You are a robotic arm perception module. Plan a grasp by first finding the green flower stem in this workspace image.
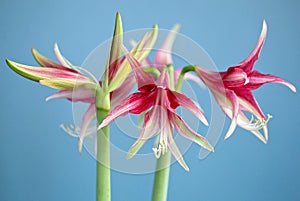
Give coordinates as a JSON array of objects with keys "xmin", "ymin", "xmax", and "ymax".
[
  {"xmin": 151, "ymin": 64, "xmax": 181, "ymax": 201},
  {"xmin": 151, "ymin": 151, "xmax": 171, "ymax": 201},
  {"xmin": 143, "ymin": 67, "xmax": 161, "ymax": 78},
  {"xmin": 96, "ymin": 92, "xmax": 111, "ymax": 201},
  {"xmin": 175, "ymin": 65, "xmax": 196, "ymax": 91},
  {"xmin": 167, "ymin": 64, "xmax": 175, "ymax": 90}
]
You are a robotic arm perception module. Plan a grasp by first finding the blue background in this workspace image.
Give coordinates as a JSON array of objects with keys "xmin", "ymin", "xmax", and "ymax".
[{"xmin": 1, "ymin": 0, "xmax": 299, "ymax": 200}]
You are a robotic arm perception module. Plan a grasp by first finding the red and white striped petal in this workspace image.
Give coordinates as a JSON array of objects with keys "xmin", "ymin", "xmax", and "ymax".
[
  {"xmin": 168, "ymin": 90, "xmax": 208, "ymax": 126},
  {"xmin": 222, "ymin": 67, "xmax": 249, "ymax": 88},
  {"xmin": 6, "ymin": 59, "xmax": 89, "ymax": 82},
  {"xmin": 247, "ymin": 71, "xmax": 296, "ymax": 92},
  {"xmin": 121, "ymin": 45, "xmax": 156, "ymax": 91},
  {"xmin": 31, "ymin": 47, "xmax": 72, "ymax": 70},
  {"xmin": 235, "ymin": 89, "xmax": 265, "ymax": 119},
  {"xmin": 110, "ymin": 73, "xmax": 135, "ymax": 109},
  {"xmin": 171, "ymin": 112, "xmax": 214, "ymax": 152},
  {"xmin": 224, "ymin": 90, "xmax": 240, "ymax": 139},
  {"xmin": 78, "ymin": 104, "xmax": 97, "ymax": 153},
  {"xmin": 98, "ymin": 90, "xmax": 157, "ymax": 129},
  {"xmin": 127, "ymin": 108, "xmax": 160, "ymax": 159},
  {"xmin": 166, "ymin": 126, "xmax": 189, "ymax": 171},
  {"xmin": 235, "ymin": 20, "xmax": 267, "ymax": 73},
  {"xmin": 46, "ymin": 88, "xmax": 95, "ymax": 103}
]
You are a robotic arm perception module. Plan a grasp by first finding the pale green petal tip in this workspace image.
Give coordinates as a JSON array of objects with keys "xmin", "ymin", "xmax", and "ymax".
[
  {"xmin": 6, "ymin": 59, "xmax": 40, "ymax": 82},
  {"xmin": 78, "ymin": 139, "xmax": 83, "ymax": 154},
  {"xmin": 172, "ymin": 23, "xmax": 181, "ymax": 33},
  {"xmin": 114, "ymin": 12, "xmax": 123, "ymax": 36}
]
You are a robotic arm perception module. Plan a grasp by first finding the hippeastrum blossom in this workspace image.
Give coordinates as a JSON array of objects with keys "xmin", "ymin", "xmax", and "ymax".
[
  {"xmin": 195, "ymin": 21, "xmax": 296, "ymax": 143},
  {"xmin": 6, "ymin": 14, "xmax": 158, "ymax": 153},
  {"xmin": 98, "ymin": 45, "xmax": 214, "ymax": 171}
]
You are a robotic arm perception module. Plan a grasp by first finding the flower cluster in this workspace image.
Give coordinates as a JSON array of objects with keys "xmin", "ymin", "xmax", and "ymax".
[{"xmin": 6, "ymin": 14, "xmax": 295, "ymax": 170}]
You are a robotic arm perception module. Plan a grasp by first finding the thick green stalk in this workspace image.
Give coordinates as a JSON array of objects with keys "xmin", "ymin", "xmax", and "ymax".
[
  {"xmin": 151, "ymin": 152, "xmax": 171, "ymax": 201},
  {"xmin": 96, "ymin": 92, "xmax": 111, "ymax": 201},
  {"xmin": 151, "ymin": 64, "xmax": 174, "ymax": 201},
  {"xmin": 151, "ymin": 65, "xmax": 196, "ymax": 201}
]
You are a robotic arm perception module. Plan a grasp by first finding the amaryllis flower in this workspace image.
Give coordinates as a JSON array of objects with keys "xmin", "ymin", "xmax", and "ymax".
[
  {"xmin": 6, "ymin": 13, "xmax": 158, "ymax": 153},
  {"xmin": 98, "ymin": 46, "xmax": 214, "ymax": 171},
  {"xmin": 195, "ymin": 21, "xmax": 296, "ymax": 143}
]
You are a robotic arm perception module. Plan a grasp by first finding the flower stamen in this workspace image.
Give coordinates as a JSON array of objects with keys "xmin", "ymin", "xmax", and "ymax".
[{"xmin": 152, "ymin": 141, "xmax": 168, "ymax": 159}]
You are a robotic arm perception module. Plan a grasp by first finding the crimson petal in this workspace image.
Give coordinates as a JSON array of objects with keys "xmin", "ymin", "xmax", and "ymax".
[
  {"xmin": 235, "ymin": 20, "xmax": 267, "ymax": 73},
  {"xmin": 98, "ymin": 90, "xmax": 157, "ymax": 129}
]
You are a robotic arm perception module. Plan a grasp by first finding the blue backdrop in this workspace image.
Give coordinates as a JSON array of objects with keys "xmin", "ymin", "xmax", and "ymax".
[{"xmin": 1, "ymin": 0, "xmax": 299, "ymax": 200}]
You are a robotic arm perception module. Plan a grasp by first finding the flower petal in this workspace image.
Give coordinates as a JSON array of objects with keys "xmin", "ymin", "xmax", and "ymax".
[
  {"xmin": 98, "ymin": 90, "xmax": 157, "ymax": 129},
  {"xmin": 6, "ymin": 59, "xmax": 88, "ymax": 82},
  {"xmin": 110, "ymin": 73, "xmax": 135, "ymax": 109},
  {"xmin": 171, "ymin": 112, "xmax": 214, "ymax": 152},
  {"xmin": 224, "ymin": 90, "xmax": 239, "ymax": 140},
  {"xmin": 121, "ymin": 45, "xmax": 156, "ymax": 91},
  {"xmin": 246, "ymin": 70, "xmax": 296, "ymax": 92},
  {"xmin": 31, "ymin": 48, "xmax": 69, "ymax": 70},
  {"xmin": 235, "ymin": 89, "xmax": 265, "ymax": 119},
  {"xmin": 40, "ymin": 78, "xmax": 96, "ymax": 90},
  {"xmin": 78, "ymin": 104, "xmax": 97, "ymax": 153},
  {"xmin": 108, "ymin": 24, "xmax": 158, "ymax": 92},
  {"xmin": 105, "ymin": 12, "xmax": 123, "ymax": 83},
  {"xmin": 46, "ymin": 88, "xmax": 95, "ymax": 103},
  {"xmin": 127, "ymin": 109, "xmax": 160, "ymax": 159},
  {"xmin": 167, "ymin": 90, "xmax": 208, "ymax": 126},
  {"xmin": 154, "ymin": 24, "xmax": 180, "ymax": 68},
  {"xmin": 157, "ymin": 70, "xmax": 170, "ymax": 88},
  {"xmin": 53, "ymin": 43, "xmax": 74, "ymax": 68},
  {"xmin": 235, "ymin": 20, "xmax": 267, "ymax": 72},
  {"xmin": 222, "ymin": 67, "xmax": 249, "ymax": 88},
  {"xmin": 166, "ymin": 127, "xmax": 189, "ymax": 171}
]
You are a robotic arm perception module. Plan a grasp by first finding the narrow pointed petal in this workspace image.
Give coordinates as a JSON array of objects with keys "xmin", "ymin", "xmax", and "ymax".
[
  {"xmin": 235, "ymin": 89, "xmax": 265, "ymax": 119},
  {"xmin": 171, "ymin": 112, "xmax": 214, "ymax": 152},
  {"xmin": 40, "ymin": 78, "xmax": 96, "ymax": 90},
  {"xmin": 108, "ymin": 25, "xmax": 158, "ymax": 92},
  {"xmin": 247, "ymin": 71, "xmax": 296, "ymax": 92},
  {"xmin": 31, "ymin": 48, "xmax": 68, "ymax": 69},
  {"xmin": 129, "ymin": 39, "xmax": 153, "ymax": 67},
  {"xmin": 168, "ymin": 90, "xmax": 208, "ymax": 126},
  {"xmin": 121, "ymin": 45, "xmax": 156, "ymax": 90},
  {"xmin": 107, "ymin": 12, "xmax": 123, "ymax": 82},
  {"xmin": 6, "ymin": 59, "xmax": 88, "ymax": 82},
  {"xmin": 236, "ymin": 20, "xmax": 267, "ymax": 72},
  {"xmin": 46, "ymin": 88, "xmax": 95, "ymax": 103},
  {"xmin": 78, "ymin": 104, "xmax": 97, "ymax": 153},
  {"xmin": 166, "ymin": 128, "xmax": 189, "ymax": 171},
  {"xmin": 154, "ymin": 24, "xmax": 180, "ymax": 68},
  {"xmin": 127, "ymin": 109, "xmax": 160, "ymax": 159},
  {"xmin": 111, "ymin": 73, "xmax": 135, "ymax": 109},
  {"xmin": 53, "ymin": 43, "xmax": 73, "ymax": 68},
  {"xmin": 224, "ymin": 90, "xmax": 239, "ymax": 139},
  {"xmin": 131, "ymin": 24, "xmax": 158, "ymax": 62},
  {"xmin": 157, "ymin": 70, "xmax": 170, "ymax": 88},
  {"xmin": 98, "ymin": 90, "xmax": 157, "ymax": 129}
]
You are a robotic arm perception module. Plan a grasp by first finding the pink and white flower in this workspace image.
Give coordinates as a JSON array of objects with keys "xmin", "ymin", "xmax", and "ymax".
[
  {"xmin": 195, "ymin": 21, "xmax": 296, "ymax": 143},
  {"xmin": 98, "ymin": 46, "xmax": 214, "ymax": 171}
]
